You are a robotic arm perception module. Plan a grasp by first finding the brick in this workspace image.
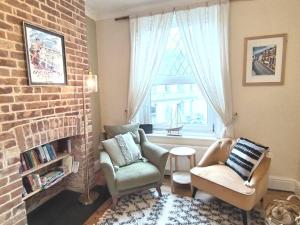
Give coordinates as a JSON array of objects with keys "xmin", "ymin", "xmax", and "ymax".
[
  {"xmin": 46, "ymin": 0, "xmax": 55, "ymax": 8},
  {"xmin": 0, "ymin": 30, "xmax": 5, "ymax": 39},
  {"xmin": 7, "ymin": 33, "xmax": 22, "ymax": 42},
  {"xmin": 0, "ymin": 195, "xmax": 22, "ymax": 215},
  {"xmin": 12, "ymin": 104, "xmax": 24, "ymax": 111},
  {"xmin": 15, "ymin": 95, "xmax": 40, "ymax": 102},
  {"xmin": 10, "ymin": 187, "xmax": 22, "ymax": 200},
  {"xmin": 0, "ymin": 49, "xmax": 8, "ymax": 57},
  {"xmin": 0, "ymin": 2, "xmax": 12, "ymax": 13},
  {"xmin": 0, "ymin": 113, "xmax": 15, "ymax": 123},
  {"xmin": 61, "ymin": 13, "xmax": 75, "ymax": 24},
  {"xmin": 8, "ymin": 173, "xmax": 20, "ymax": 183},
  {"xmin": 32, "ymin": 8, "xmax": 45, "ymax": 18},
  {"xmin": 41, "ymin": 4, "xmax": 60, "ymax": 17},
  {"xmin": 37, "ymin": 121, "xmax": 43, "ymax": 131},
  {"xmin": 0, "ymin": 96, "xmax": 14, "ymax": 104},
  {"xmin": 60, "ymin": 0, "xmax": 75, "ymax": 11},
  {"xmin": 42, "ymin": 108, "xmax": 54, "ymax": 116},
  {"xmin": 0, "ymin": 87, "xmax": 13, "ymax": 94},
  {"xmin": 0, "ymin": 21, "xmax": 13, "ymax": 30},
  {"xmin": 15, "ymin": 127, "xmax": 25, "ymax": 151},
  {"xmin": 25, "ymin": 0, "xmax": 39, "ymax": 8},
  {"xmin": 15, "ymin": 43, "xmax": 24, "ymax": 51},
  {"xmin": 41, "ymin": 94, "xmax": 60, "ymax": 100},
  {"xmin": 26, "ymin": 137, "xmax": 33, "ymax": 148},
  {"xmin": 16, "ymin": 110, "xmax": 41, "ymax": 119},
  {"xmin": 6, "ymin": 15, "xmax": 22, "ymax": 25},
  {"xmin": 4, "ymin": 140, "xmax": 16, "ymax": 148},
  {"xmin": 0, "ymin": 68, "xmax": 10, "ymax": 76},
  {"xmin": 11, "ymin": 69, "xmax": 26, "ymax": 77},
  {"xmin": 25, "ymin": 102, "xmax": 48, "ymax": 110},
  {"xmin": 0, "ymin": 77, "xmax": 18, "ymax": 85},
  {"xmin": 41, "ymin": 87, "xmax": 61, "ymax": 93},
  {"xmin": 2, "ymin": 120, "xmax": 29, "ymax": 132},
  {"xmin": 0, "ymin": 178, "xmax": 8, "ymax": 187},
  {"xmin": 0, "ymin": 180, "xmax": 22, "ymax": 196},
  {"xmin": 10, "ymin": 51, "xmax": 24, "ymax": 60},
  {"xmin": 1, "ymin": 105, "xmax": 9, "ymax": 113},
  {"xmin": 55, "ymin": 107, "xmax": 69, "ymax": 113},
  {"xmin": 0, "ymin": 59, "xmax": 16, "ymax": 67},
  {"xmin": 5, "ymin": 0, "xmax": 31, "ymax": 12},
  {"xmin": 22, "ymin": 124, "xmax": 31, "ymax": 136},
  {"xmin": 0, "ymin": 131, "xmax": 14, "ymax": 141},
  {"xmin": 56, "ymin": 5, "xmax": 72, "ymax": 17},
  {"xmin": 47, "ymin": 14, "xmax": 56, "ymax": 23},
  {"xmin": 0, "ymin": 195, "xmax": 10, "ymax": 205},
  {"xmin": 31, "ymin": 123, "xmax": 38, "ymax": 133}
]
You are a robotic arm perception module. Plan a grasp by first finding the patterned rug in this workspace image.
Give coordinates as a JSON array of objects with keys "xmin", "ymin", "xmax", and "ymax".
[{"xmin": 97, "ymin": 190, "xmax": 265, "ymax": 225}]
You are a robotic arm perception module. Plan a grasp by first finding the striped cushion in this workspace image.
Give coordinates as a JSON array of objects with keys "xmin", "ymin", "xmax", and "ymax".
[{"xmin": 225, "ymin": 138, "xmax": 269, "ymax": 181}]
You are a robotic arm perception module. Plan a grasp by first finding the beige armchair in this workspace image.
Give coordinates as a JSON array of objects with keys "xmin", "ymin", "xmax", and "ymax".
[{"xmin": 190, "ymin": 138, "xmax": 271, "ymax": 225}]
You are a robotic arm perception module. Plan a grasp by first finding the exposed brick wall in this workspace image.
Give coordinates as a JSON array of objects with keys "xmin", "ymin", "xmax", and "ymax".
[{"xmin": 0, "ymin": 0, "xmax": 94, "ymax": 224}]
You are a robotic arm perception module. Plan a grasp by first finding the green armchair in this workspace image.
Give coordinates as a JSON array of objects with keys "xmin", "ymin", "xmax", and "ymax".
[{"xmin": 100, "ymin": 128, "xmax": 169, "ymax": 204}]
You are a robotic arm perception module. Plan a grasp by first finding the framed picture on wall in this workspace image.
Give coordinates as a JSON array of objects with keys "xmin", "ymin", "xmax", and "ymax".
[
  {"xmin": 23, "ymin": 22, "xmax": 67, "ymax": 85},
  {"xmin": 243, "ymin": 34, "xmax": 287, "ymax": 86}
]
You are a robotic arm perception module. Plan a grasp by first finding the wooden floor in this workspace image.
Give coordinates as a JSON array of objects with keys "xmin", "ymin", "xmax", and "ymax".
[{"xmin": 84, "ymin": 176, "xmax": 294, "ymax": 225}]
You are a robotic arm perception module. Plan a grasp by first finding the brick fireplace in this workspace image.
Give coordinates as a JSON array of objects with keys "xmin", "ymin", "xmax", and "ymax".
[{"xmin": 0, "ymin": 0, "xmax": 95, "ymax": 224}]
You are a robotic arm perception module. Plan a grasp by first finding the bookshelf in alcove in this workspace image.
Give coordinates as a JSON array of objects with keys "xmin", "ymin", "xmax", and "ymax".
[{"xmin": 20, "ymin": 137, "xmax": 73, "ymax": 201}]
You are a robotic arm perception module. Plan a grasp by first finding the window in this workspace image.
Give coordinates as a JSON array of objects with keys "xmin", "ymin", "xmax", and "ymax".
[{"xmin": 141, "ymin": 20, "xmax": 217, "ymax": 135}]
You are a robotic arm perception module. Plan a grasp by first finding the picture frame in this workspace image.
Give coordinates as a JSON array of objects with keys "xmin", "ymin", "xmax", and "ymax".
[
  {"xmin": 243, "ymin": 34, "xmax": 287, "ymax": 86},
  {"xmin": 23, "ymin": 22, "xmax": 67, "ymax": 85}
]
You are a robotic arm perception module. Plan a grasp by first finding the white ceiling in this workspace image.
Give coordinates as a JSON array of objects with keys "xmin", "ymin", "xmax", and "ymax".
[{"xmin": 85, "ymin": 0, "xmax": 204, "ymax": 21}]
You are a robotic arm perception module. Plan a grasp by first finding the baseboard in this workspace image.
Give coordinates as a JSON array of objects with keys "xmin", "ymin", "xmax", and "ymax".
[{"xmin": 269, "ymin": 176, "xmax": 300, "ymax": 193}]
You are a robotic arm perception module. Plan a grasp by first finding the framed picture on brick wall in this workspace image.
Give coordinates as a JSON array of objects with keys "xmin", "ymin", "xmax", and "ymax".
[
  {"xmin": 243, "ymin": 34, "xmax": 287, "ymax": 86},
  {"xmin": 23, "ymin": 22, "xmax": 67, "ymax": 85}
]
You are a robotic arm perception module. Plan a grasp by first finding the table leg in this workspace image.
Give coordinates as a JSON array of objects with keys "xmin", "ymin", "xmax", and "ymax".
[
  {"xmin": 189, "ymin": 156, "xmax": 193, "ymax": 193},
  {"xmin": 170, "ymin": 155, "xmax": 174, "ymax": 193}
]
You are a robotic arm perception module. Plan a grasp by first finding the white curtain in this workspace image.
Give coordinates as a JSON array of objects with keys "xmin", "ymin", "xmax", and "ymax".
[
  {"xmin": 176, "ymin": 0, "xmax": 234, "ymax": 138},
  {"xmin": 127, "ymin": 12, "xmax": 173, "ymax": 123}
]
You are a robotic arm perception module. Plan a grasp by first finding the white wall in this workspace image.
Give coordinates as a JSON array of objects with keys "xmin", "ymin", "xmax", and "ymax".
[
  {"xmin": 86, "ymin": 16, "xmax": 102, "ymax": 154},
  {"xmin": 95, "ymin": 0, "xmax": 300, "ymax": 184},
  {"xmin": 96, "ymin": 19, "xmax": 130, "ymax": 126},
  {"xmin": 230, "ymin": 0, "xmax": 300, "ymax": 181}
]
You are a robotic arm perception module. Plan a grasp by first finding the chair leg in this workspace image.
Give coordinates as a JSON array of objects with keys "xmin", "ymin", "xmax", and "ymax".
[
  {"xmin": 156, "ymin": 186, "xmax": 162, "ymax": 197},
  {"xmin": 241, "ymin": 210, "xmax": 250, "ymax": 225},
  {"xmin": 112, "ymin": 196, "xmax": 118, "ymax": 206},
  {"xmin": 192, "ymin": 187, "xmax": 197, "ymax": 199}
]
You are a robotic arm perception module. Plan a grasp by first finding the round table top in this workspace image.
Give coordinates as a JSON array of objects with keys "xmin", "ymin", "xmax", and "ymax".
[{"xmin": 170, "ymin": 147, "xmax": 196, "ymax": 156}]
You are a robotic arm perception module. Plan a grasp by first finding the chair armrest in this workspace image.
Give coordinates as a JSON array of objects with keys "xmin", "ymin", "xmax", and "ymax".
[
  {"xmin": 247, "ymin": 157, "xmax": 271, "ymax": 188},
  {"xmin": 141, "ymin": 142, "xmax": 169, "ymax": 181},
  {"xmin": 99, "ymin": 151, "xmax": 117, "ymax": 195},
  {"xmin": 198, "ymin": 138, "xmax": 234, "ymax": 167}
]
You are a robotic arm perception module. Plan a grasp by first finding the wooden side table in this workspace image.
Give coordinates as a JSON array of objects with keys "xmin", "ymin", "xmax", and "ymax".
[{"xmin": 169, "ymin": 147, "xmax": 196, "ymax": 193}]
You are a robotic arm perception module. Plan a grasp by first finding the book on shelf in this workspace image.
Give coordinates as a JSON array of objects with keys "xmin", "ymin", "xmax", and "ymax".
[
  {"xmin": 61, "ymin": 155, "xmax": 73, "ymax": 174},
  {"xmin": 37, "ymin": 146, "xmax": 47, "ymax": 163},
  {"xmin": 22, "ymin": 174, "xmax": 42, "ymax": 196},
  {"xmin": 20, "ymin": 144, "xmax": 59, "ymax": 173},
  {"xmin": 41, "ymin": 169, "xmax": 65, "ymax": 189},
  {"xmin": 42, "ymin": 145, "xmax": 51, "ymax": 162}
]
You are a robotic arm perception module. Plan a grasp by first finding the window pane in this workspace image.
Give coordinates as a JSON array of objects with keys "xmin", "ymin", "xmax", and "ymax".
[{"xmin": 151, "ymin": 84, "xmax": 208, "ymax": 128}]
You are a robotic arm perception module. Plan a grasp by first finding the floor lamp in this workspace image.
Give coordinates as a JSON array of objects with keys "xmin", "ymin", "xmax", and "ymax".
[{"xmin": 78, "ymin": 71, "xmax": 99, "ymax": 205}]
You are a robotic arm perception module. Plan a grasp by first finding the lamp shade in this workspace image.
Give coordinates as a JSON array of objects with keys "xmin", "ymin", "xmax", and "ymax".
[{"xmin": 84, "ymin": 74, "xmax": 98, "ymax": 93}]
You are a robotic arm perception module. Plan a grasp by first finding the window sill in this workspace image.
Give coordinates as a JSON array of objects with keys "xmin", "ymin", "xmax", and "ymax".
[{"xmin": 146, "ymin": 133, "xmax": 217, "ymax": 147}]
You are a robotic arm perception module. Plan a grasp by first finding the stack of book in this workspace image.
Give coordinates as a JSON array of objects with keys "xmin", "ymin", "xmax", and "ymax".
[
  {"xmin": 40, "ymin": 170, "xmax": 65, "ymax": 189},
  {"xmin": 20, "ymin": 144, "xmax": 57, "ymax": 172},
  {"xmin": 22, "ymin": 169, "xmax": 66, "ymax": 197},
  {"xmin": 22, "ymin": 174, "xmax": 42, "ymax": 196}
]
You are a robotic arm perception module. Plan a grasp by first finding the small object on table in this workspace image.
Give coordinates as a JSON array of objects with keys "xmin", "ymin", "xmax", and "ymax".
[
  {"xmin": 169, "ymin": 147, "xmax": 196, "ymax": 193},
  {"xmin": 265, "ymin": 195, "xmax": 300, "ymax": 225}
]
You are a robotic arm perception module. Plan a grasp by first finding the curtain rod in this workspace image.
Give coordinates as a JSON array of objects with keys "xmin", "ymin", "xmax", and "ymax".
[{"xmin": 114, "ymin": 0, "xmax": 252, "ymax": 21}]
